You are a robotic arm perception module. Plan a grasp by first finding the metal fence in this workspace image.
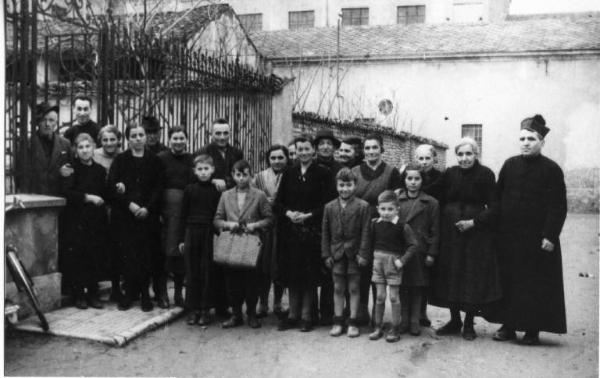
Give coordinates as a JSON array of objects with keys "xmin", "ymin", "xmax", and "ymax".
[{"xmin": 5, "ymin": 12, "xmax": 282, "ymax": 193}]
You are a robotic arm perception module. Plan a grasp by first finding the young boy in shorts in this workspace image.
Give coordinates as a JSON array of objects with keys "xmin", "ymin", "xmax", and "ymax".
[
  {"xmin": 322, "ymin": 168, "xmax": 371, "ymax": 337},
  {"xmin": 369, "ymin": 190, "xmax": 419, "ymax": 342}
]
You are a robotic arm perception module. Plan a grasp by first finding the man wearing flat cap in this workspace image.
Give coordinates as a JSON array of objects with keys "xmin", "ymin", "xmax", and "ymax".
[
  {"xmin": 491, "ymin": 114, "xmax": 567, "ymax": 345},
  {"xmin": 28, "ymin": 103, "xmax": 73, "ymax": 195},
  {"xmin": 142, "ymin": 115, "xmax": 168, "ymax": 155}
]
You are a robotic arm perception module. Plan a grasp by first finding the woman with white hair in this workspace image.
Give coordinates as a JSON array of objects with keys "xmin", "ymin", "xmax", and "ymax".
[{"xmin": 430, "ymin": 137, "xmax": 502, "ymax": 341}]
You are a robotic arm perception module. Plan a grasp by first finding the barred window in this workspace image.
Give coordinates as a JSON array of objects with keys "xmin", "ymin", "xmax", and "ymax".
[
  {"xmin": 461, "ymin": 124, "xmax": 483, "ymax": 155},
  {"xmin": 289, "ymin": 10, "xmax": 315, "ymax": 30},
  {"xmin": 397, "ymin": 5, "xmax": 426, "ymax": 25},
  {"xmin": 341, "ymin": 8, "xmax": 369, "ymax": 26},
  {"xmin": 239, "ymin": 13, "xmax": 263, "ymax": 31}
]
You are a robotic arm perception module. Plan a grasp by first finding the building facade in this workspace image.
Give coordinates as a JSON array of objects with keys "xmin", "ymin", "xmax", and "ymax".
[
  {"xmin": 227, "ymin": 0, "xmax": 510, "ymax": 31},
  {"xmin": 253, "ymin": 16, "xmax": 600, "ymax": 174}
]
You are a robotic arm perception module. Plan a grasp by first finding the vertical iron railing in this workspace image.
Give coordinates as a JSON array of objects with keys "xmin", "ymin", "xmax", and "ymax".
[{"xmin": 5, "ymin": 19, "xmax": 283, "ymax": 193}]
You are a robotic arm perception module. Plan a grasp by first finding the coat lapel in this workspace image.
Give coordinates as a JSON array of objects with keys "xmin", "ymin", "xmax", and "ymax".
[{"xmin": 399, "ymin": 191, "xmax": 427, "ymax": 223}]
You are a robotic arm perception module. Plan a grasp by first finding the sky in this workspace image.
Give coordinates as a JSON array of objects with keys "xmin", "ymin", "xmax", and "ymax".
[{"xmin": 510, "ymin": 0, "xmax": 600, "ymax": 14}]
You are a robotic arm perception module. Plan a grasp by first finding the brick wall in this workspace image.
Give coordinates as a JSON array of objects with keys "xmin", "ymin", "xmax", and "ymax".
[{"xmin": 292, "ymin": 112, "xmax": 448, "ymax": 170}]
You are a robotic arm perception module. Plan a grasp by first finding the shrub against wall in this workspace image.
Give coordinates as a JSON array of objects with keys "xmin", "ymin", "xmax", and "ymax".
[{"xmin": 291, "ymin": 112, "xmax": 448, "ymax": 170}]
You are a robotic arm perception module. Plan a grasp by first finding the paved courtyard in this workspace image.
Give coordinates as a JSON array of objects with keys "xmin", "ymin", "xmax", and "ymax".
[{"xmin": 3, "ymin": 213, "xmax": 598, "ymax": 377}]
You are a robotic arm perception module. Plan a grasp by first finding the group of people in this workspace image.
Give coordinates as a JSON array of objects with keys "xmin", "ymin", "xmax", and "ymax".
[{"xmin": 30, "ymin": 95, "xmax": 568, "ymax": 346}]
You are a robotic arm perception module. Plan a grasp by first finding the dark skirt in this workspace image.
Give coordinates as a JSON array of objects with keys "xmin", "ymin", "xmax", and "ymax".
[
  {"xmin": 183, "ymin": 224, "xmax": 214, "ymax": 311},
  {"xmin": 431, "ymin": 202, "xmax": 502, "ymax": 311},
  {"xmin": 280, "ymin": 222, "xmax": 324, "ymax": 290},
  {"xmin": 61, "ymin": 205, "xmax": 108, "ymax": 288},
  {"xmin": 113, "ymin": 210, "xmax": 160, "ymax": 283},
  {"xmin": 401, "ymin": 251, "xmax": 430, "ymax": 287}
]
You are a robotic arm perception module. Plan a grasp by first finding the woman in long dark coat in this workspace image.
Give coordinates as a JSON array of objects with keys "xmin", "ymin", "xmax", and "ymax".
[
  {"xmin": 108, "ymin": 123, "xmax": 163, "ymax": 312},
  {"xmin": 61, "ymin": 133, "xmax": 108, "ymax": 309},
  {"xmin": 431, "ymin": 137, "xmax": 502, "ymax": 340},
  {"xmin": 157, "ymin": 126, "xmax": 194, "ymax": 308},
  {"xmin": 253, "ymin": 144, "xmax": 289, "ymax": 318},
  {"xmin": 275, "ymin": 135, "xmax": 336, "ymax": 332}
]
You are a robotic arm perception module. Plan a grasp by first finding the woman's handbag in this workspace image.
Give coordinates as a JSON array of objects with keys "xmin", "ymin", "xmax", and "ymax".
[{"xmin": 213, "ymin": 230, "xmax": 262, "ymax": 268}]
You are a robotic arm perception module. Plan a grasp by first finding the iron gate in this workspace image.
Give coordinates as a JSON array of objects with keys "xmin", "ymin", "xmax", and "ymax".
[{"xmin": 5, "ymin": 9, "xmax": 283, "ymax": 193}]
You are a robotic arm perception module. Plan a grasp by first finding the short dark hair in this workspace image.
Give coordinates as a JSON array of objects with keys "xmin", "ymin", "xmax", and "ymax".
[
  {"xmin": 336, "ymin": 167, "xmax": 357, "ymax": 183},
  {"xmin": 377, "ymin": 190, "xmax": 398, "ymax": 206},
  {"xmin": 74, "ymin": 132, "xmax": 95, "ymax": 147},
  {"xmin": 168, "ymin": 125, "xmax": 188, "ymax": 138},
  {"xmin": 266, "ymin": 144, "xmax": 289, "ymax": 164},
  {"xmin": 400, "ymin": 163, "xmax": 423, "ymax": 190},
  {"xmin": 193, "ymin": 154, "xmax": 214, "ymax": 167},
  {"xmin": 125, "ymin": 122, "xmax": 144, "ymax": 139},
  {"xmin": 232, "ymin": 159, "xmax": 252, "ymax": 174},
  {"xmin": 364, "ymin": 133, "xmax": 384, "ymax": 152},
  {"xmin": 294, "ymin": 134, "xmax": 314, "ymax": 148},
  {"xmin": 213, "ymin": 118, "xmax": 228, "ymax": 126},
  {"xmin": 73, "ymin": 94, "xmax": 92, "ymax": 106}
]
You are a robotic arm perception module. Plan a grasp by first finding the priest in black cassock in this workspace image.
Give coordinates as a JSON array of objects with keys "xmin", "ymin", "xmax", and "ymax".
[{"xmin": 492, "ymin": 114, "xmax": 567, "ymax": 345}]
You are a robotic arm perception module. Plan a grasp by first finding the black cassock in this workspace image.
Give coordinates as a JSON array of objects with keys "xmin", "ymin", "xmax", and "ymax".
[{"xmin": 493, "ymin": 154, "xmax": 567, "ymax": 333}]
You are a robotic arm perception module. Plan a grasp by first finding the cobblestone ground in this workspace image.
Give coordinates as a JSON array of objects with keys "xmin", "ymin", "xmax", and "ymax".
[{"xmin": 3, "ymin": 213, "xmax": 598, "ymax": 378}]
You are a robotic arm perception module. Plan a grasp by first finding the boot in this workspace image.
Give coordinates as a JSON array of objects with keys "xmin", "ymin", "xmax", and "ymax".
[
  {"xmin": 109, "ymin": 279, "xmax": 123, "ymax": 302},
  {"xmin": 141, "ymin": 288, "xmax": 154, "ymax": 312},
  {"xmin": 173, "ymin": 275, "xmax": 184, "ymax": 307},
  {"xmin": 369, "ymin": 303, "xmax": 385, "ymax": 341}
]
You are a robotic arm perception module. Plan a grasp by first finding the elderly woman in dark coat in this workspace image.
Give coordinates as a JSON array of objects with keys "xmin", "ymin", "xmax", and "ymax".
[
  {"xmin": 108, "ymin": 123, "xmax": 164, "ymax": 312},
  {"xmin": 275, "ymin": 135, "xmax": 336, "ymax": 332},
  {"xmin": 431, "ymin": 137, "xmax": 502, "ymax": 340},
  {"xmin": 61, "ymin": 133, "xmax": 108, "ymax": 310}
]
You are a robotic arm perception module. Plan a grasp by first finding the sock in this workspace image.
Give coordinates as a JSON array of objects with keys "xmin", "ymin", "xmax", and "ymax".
[
  {"xmin": 391, "ymin": 303, "xmax": 402, "ymax": 327},
  {"xmin": 373, "ymin": 303, "xmax": 385, "ymax": 328}
]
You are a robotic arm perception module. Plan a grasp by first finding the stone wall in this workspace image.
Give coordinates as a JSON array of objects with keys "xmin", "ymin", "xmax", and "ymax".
[{"xmin": 292, "ymin": 112, "xmax": 448, "ymax": 170}]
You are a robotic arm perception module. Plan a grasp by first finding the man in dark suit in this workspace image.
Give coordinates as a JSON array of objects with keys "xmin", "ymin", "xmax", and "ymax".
[
  {"xmin": 28, "ymin": 103, "xmax": 73, "ymax": 195},
  {"xmin": 492, "ymin": 114, "xmax": 568, "ymax": 345},
  {"xmin": 196, "ymin": 118, "xmax": 243, "ymax": 191},
  {"xmin": 63, "ymin": 94, "xmax": 99, "ymax": 144}
]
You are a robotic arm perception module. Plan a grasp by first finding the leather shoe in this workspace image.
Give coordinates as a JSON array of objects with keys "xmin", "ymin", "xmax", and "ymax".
[
  {"xmin": 436, "ymin": 320, "xmax": 463, "ymax": 336},
  {"xmin": 141, "ymin": 298, "xmax": 154, "ymax": 312},
  {"xmin": 198, "ymin": 312, "xmax": 212, "ymax": 326},
  {"xmin": 87, "ymin": 297, "xmax": 104, "ymax": 309},
  {"xmin": 520, "ymin": 331, "xmax": 540, "ymax": 346},
  {"xmin": 187, "ymin": 311, "xmax": 201, "ymax": 325},
  {"xmin": 277, "ymin": 318, "xmax": 298, "ymax": 331},
  {"xmin": 75, "ymin": 298, "xmax": 88, "ymax": 310},
  {"xmin": 247, "ymin": 316, "xmax": 261, "ymax": 329},
  {"xmin": 118, "ymin": 298, "xmax": 132, "ymax": 311},
  {"xmin": 221, "ymin": 316, "xmax": 243, "ymax": 329},
  {"xmin": 493, "ymin": 326, "xmax": 517, "ymax": 341},
  {"xmin": 462, "ymin": 325, "xmax": 477, "ymax": 341},
  {"xmin": 299, "ymin": 320, "xmax": 313, "ymax": 332},
  {"xmin": 156, "ymin": 297, "xmax": 169, "ymax": 309},
  {"xmin": 410, "ymin": 322, "xmax": 421, "ymax": 336},
  {"xmin": 419, "ymin": 317, "xmax": 432, "ymax": 327}
]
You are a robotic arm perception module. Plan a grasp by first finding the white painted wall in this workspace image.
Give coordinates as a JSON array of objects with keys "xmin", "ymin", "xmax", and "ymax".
[
  {"xmin": 225, "ymin": 0, "xmax": 505, "ymax": 30},
  {"xmin": 272, "ymin": 56, "xmax": 600, "ymax": 172}
]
